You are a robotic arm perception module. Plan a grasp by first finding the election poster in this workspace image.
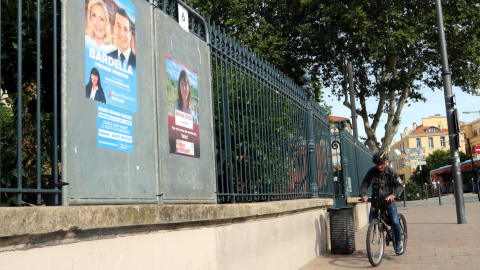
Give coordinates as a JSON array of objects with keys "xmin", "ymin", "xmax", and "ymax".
[
  {"xmin": 85, "ymin": 0, "xmax": 137, "ymax": 112},
  {"xmin": 97, "ymin": 103, "xmax": 133, "ymax": 153},
  {"xmin": 166, "ymin": 57, "xmax": 200, "ymax": 158}
]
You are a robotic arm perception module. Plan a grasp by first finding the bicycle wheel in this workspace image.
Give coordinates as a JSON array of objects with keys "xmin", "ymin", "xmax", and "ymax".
[
  {"xmin": 397, "ymin": 213, "xmax": 407, "ymax": 255},
  {"xmin": 366, "ymin": 219, "xmax": 385, "ymax": 267}
]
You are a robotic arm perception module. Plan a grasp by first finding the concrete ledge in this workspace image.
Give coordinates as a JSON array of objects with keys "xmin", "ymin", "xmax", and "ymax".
[
  {"xmin": 0, "ymin": 198, "xmax": 333, "ymax": 238},
  {"xmin": 346, "ymin": 196, "xmax": 361, "ymax": 205}
]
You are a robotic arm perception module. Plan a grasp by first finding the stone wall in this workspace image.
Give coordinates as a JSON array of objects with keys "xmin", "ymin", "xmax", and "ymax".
[{"xmin": 0, "ymin": 199, "xmax": 341, "ymax": 270}]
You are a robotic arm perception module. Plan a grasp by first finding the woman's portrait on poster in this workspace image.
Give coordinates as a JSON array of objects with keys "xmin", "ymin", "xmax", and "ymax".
[
  {"xmin": 85, "ymin": 0, "xmax": 116, "ymax": 54},
  {"xmin": 86, "ymin": 67, "xmax": 106, "ymax": 103},
  {"xmin": 174, "ymin": 70, "xmax": 198, "ymax": 125}
]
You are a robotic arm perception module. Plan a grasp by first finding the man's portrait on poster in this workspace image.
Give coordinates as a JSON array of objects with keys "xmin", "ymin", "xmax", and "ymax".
[
  {"xmin": 84, "ymin": 0, "xmax": 137, "ymax": 112},
  {"xmin": 107, "ymin": 8, "xmax": 136, "ymax": 70}
]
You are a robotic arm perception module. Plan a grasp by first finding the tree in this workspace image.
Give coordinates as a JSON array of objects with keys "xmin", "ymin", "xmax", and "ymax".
[
  {"xmin": 305, "ymin": 0, "xmax": 480, "ymax": 151},
  {"xmin": 189, "ymin": 0, "xmax": 325, "ymax": 101},
  {"xmin": 405, "ymin": 180, "xmax": 421, "ymax": 201},
  {"xmin": 425, "ymin": 149, "xmax": 469, "ymax": 171},
  {"xmin": 190, "ymin": 0, "xmax": 480, "ymax": 151}
]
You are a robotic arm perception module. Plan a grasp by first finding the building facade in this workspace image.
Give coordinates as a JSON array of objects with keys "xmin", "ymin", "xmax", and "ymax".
[
  {"xmin": 461, "ymin": 117, "xmax": 480, "ymax": 157},
  {"xmin": 390, "ymin": 114, "xmax": 466, "ymax": 181}
]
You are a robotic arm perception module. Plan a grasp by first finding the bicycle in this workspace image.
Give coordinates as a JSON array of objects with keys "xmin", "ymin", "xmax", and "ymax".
[{"xmin": 362, "ymin": 197, "xmax": 408, "ymax": 267}]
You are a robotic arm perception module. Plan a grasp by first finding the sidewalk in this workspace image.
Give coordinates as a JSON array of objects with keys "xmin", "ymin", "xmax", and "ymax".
[{"xmin": 301, "ymin": 193, "xmax": 480, "ymax": 270}]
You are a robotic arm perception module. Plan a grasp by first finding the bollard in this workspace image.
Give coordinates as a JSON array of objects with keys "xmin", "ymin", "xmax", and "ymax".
[
  {"xmin": 403, "ymin": 184, "xmax": 406, "ymax": 207},
  {"xmin": 438, "ymin": 182, "xmax": 442, "ymax": 205},
  {"xmin": 425, "ymin": 183, "xmax": 428, "ymax": 201}
]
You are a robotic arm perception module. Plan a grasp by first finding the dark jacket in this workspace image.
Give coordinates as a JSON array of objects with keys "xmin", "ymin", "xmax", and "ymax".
[{"xmin": 360, "ymin": 166, "xmax": 404, "ymax": 208}]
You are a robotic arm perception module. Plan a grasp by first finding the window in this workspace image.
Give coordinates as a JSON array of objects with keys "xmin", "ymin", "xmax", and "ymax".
[
  {"xmin": 428, "ymin": 137, "xmax": 434, "ymax": 149},
  {"xmin": 475, "ymin": 130, "xmax": 478, "ymax": 137},
  {"xmin": 416, "ymin": 138, "xmax": 422, "ymax": 148},
  {"xmin": 440, "ymin": 136, "xmax": 446, "ymax": 148}
]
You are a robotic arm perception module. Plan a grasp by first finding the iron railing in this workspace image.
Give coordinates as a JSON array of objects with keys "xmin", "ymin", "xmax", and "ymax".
[
  {"xmin": 1, "ymin": 0, "xmax": 371, "ymax": 206},
  {"xmin": 209, "ymin": 21, "xmax": 333, "ymax": 203},
  {"xmin": 0, "ymin": 0, "xmax": 61, "ymax": 206},
  {"xmin": 332, "ymin": 121, "xmax": 373, "ymax": 198}
]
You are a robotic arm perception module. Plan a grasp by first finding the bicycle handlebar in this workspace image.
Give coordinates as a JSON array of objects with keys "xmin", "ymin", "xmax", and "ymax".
[{"xmin": 359, "ymin": 197, "xmax": 395, "ymax": 210}]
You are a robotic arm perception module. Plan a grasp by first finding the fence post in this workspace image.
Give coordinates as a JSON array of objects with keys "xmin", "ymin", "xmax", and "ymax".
[
  {"xmin": 222, "ymin": 62, "xmax": 235, "ymax": 203},
  {"xmin": 303, "ymin": 73, "xmax": 318, "ymax": 198},
  {"xmin": 333, "ymin": 121, "xmax": 349, "ymax": 202},
  {"xmin": 438, "ymin": 182, "xmax": 443, "ymax": 205}
]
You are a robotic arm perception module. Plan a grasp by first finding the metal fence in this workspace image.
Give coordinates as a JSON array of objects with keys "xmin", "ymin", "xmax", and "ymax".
[
  {"xmin": 1, "ymin": 0, "xmax": 370, "ymax": 206},
  {"xmin": 209, "ymin": 22, "xmax": 334, "ymax": 202},
  {"xmin": 331, "ymin": 121, "xmax": 373, "ymax": 199},
  {"xmin": 0, "ymin": 0, "xmax": 61, "ymax": 206}
]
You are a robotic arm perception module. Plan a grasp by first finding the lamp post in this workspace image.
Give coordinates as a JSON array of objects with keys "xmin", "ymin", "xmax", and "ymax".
[{"xmin": 434, "ymin": 0, "xmax": 466, "ymax": 224}]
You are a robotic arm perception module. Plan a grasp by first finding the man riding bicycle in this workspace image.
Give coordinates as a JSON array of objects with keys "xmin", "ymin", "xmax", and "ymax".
[{"xmin": 361, "ymin": 151, "xmax": 405, "ymax": 254}]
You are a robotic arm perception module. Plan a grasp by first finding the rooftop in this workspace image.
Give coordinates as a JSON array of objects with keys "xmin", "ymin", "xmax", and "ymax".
[
  {"xmin": 410, "ymin": 125, "xmax": 448, "ymax": 135},
  {"xmin": 329, "ymin": 116, "xmax": 349, "ymax": 122}
]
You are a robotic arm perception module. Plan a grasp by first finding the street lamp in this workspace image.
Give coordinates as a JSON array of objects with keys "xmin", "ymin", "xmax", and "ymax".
[{"xmin": 434, "ymin": 0, "xmax": 466, "ymax": 224}]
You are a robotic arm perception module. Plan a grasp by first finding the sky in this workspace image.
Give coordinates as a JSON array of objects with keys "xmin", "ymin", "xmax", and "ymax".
[{"xmin": 324, "ymin": 85, "xmax": 480, "ymax": 146}]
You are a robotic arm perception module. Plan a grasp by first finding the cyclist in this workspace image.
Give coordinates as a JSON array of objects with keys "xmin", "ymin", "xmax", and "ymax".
[{"xmin": 361, "ymin": 151, "xmax": 405, "ymax": 254}]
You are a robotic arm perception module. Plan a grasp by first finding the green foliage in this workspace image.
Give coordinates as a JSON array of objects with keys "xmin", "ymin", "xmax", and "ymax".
[
  {"xmin": 405, "ymin": 180, "xmax": 420, "ymax": 201},
  {"xmin": 425, "ymin": 150, "xmax": 453, "ymax": 171},
  {"xmin": 191, "ymin": 0, "xmax": 480, "ymax": 152},
  {"xmin": 190, "ymin": 0, "xmax": 320, "ymax": 96},
  {"xmin": 212, "ymin": 65, "xmax": 305, "ymax": 202},
  {"xmin": 425, "ymin": 149, "xmax": 470, "ymax": 170},
  {"xmin": 409, "ymin": 167, "xmax": 423, "ymax": 187},
  {"xmin": 1, "ymin": 0, "xmax": 59, "ymax": 206}
]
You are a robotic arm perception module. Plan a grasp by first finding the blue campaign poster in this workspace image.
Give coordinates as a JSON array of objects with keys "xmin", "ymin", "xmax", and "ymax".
[
  {"xmin": 97, "ymin": 103, "xmax": 133, "ymax": 153},
  {"xmin": 85, "ymin": 0, "xmax": 137, "ymax": 112}
]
